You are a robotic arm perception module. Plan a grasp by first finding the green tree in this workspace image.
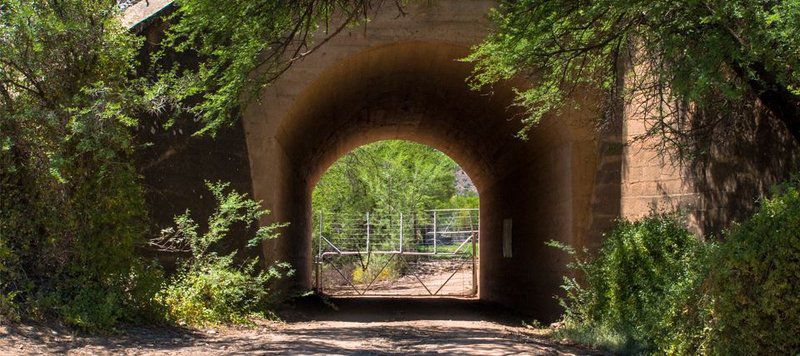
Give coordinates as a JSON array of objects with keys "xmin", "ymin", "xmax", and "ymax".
[
  {"xmin": 466, "ymin": 0, "xmax": 800, "ymax": 143},
  {"xmin": 154, "ymin": 0, "xmax": 390, "ymax": 135},
  {"xmin": 0, "ymin": 0, "xmax": 159, "ymax": 328},
  {"xmin": 312, "ymin": 140, "xmax": 473, "ymax": 216}
]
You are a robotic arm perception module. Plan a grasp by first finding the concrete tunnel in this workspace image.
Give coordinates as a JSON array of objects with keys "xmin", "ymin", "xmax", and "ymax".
[
  {"xmin": 242, "ymin": 41, "xmax": 614, "ymax": 321},
  {"xmin": 131, "ymin": 0, "xmax": 791, "ymax": 323}
]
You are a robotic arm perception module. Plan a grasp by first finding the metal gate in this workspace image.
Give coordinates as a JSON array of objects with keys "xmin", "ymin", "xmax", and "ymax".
[{"xmin": 313, "ymin": 209, "xmax": 478, "ymax": 296}]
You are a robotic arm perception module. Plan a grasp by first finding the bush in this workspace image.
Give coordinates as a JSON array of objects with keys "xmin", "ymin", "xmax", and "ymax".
[
  {"xmin": 554, "ymin": 178, "xmax": 800, "ymax": 354},
  {"xmin": 55, "ymin": 259, "xmax": 165, "ymax": 329},
  {"xmin": 707, "ymin": 179, "xmax": 800, "ymax": 354},
  {"xmin": 0, "ymin": 235, "xmax": 18, "ymax": 322},
  {"xmin": 1, "ymin": 139, "xmax": 165, "ymax": 330},
  {"xmin": 0, "ymin": 0, "xmax": 164, "ymax": 330},
  {"xmin": 351, "ymin": 254, "xmax": 400, "ymax": 285},
  {"xmin": 156, "ymin": 182, "xmax": 291, "ymax": 326},
  {"xmin": 551, "ymin": 214, "xmax": 711, "ymax": 353}
]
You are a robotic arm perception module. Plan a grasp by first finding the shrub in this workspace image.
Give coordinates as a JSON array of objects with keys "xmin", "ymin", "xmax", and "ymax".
[
  {"xmin": 351, "ymin": 254, "xmax": 400, "ymax": 285},
  {"xmin": 156, "ymin": 182, "xmax": 291, "ymax": 326},
  {"xmin": 551, "ymin": 214, "xmax": 711, "ymax": 353},
  {"xmin": 553, "ymin": 178, "xmax": 800, "ymax": 355},
  {"xmin": 0, "ymin": 235, "xmax": 18, "ymax": 322},
  {"xmin": 707, "ymin": 179, "xmax": 800, "ymax": 354},
  {"xmin": 0, "ymin": 0, "xmax": 167, "ymax": 330},
  {"xmin": 1, "ymin": 142, "xmax": 165, "ymax": 330}
]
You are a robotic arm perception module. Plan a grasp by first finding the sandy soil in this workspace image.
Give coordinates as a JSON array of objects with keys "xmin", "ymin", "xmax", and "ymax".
[{"xmin": 0, "ymin": 297, "xmax": 599, "ymax": 355}]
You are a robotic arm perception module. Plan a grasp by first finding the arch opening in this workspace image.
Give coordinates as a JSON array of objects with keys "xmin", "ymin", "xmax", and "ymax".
[{"xmin": 311, "ymin": 139, "xmax": 481, "ymax": 297}]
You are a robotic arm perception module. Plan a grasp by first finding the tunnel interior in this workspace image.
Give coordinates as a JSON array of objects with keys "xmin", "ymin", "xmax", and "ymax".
[{"xmin": 250, "ymin": 42, "xmax": 606, "ymax": 321}]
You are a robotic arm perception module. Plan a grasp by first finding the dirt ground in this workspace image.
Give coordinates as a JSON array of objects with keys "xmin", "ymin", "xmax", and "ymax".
[
  {"xmin": 0, "ymin": 297, "xmax": 599, "ymax": 355},
  {"xmin": 321, "ymin": 259, "xmax": 477, "ymax": 296}
]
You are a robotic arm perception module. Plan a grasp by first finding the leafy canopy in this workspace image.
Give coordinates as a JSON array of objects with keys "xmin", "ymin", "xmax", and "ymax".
[
  {"xmin": 467, "ymin": 0, "xmax": 800, "ymax": 141},
  {"xmin": 312, "ymin": 140, "xmax": 477, "ymax": 216},
  {"xmin": 156, "ymin": 0, "xmax": 389, "ymax": 135}
]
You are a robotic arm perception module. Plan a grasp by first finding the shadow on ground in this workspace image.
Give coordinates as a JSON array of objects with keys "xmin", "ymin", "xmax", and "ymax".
[
  {"xmin": 279, "ymin": 295, "xmax": 530, "ymax": 324},
  {"xmin": 1, "ymin": 296, "xmax": 599, "ymax": 355}
]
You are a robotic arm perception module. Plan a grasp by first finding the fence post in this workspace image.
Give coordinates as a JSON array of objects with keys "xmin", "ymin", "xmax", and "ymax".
[
  {"xmin": 366, "ymin": 212, "xmax": 370, "ymax": 255},
  {"xmin": 399, "ymin": 212, "xmax": 404, "ymax": 253},
  {"xmin": 433, "ymin": 210, "xmax": 437, "ymax": 254},
  {"xmin": 316, "ymin": 211, "xmax": 323, "ymax": 292},
  {"xmin": 471, "ymin": 210, "xmax": 478, "ymax": 295}
]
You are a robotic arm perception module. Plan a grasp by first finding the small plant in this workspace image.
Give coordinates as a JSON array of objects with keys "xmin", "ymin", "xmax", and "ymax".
[
  {"xmin": 154, "ymin": 181, "xmax": 292, "ymax": 326},
  {"xmin": 351, "ymin": 254, "xmax": 399, "ymax": 285}
]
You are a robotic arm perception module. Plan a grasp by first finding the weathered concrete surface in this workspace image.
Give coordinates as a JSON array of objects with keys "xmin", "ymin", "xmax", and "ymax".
[{"xmin": 618, "ymin": 69, "xmax": 800, "ymax": 235}]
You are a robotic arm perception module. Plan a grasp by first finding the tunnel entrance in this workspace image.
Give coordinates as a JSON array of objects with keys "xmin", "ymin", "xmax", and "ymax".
[
  {"xmin": 310, "ymin": 140, "xmax": 480, "ymax": 296},
  {"xmin": 244, "ymin": 39, "xmax": 609, "ymax": 321}
]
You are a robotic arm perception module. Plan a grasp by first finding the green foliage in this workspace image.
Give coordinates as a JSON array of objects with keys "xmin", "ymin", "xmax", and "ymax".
[
  {"xmin": 468, "ymin": 0, "xmax": 800, "ymax": 141},
  {"xmin": 0, "ymin": 0, "xmax": 379, "ymax": 330},
  {"xmin": 0, "ymin": 0, "xmax": 162, "ymax": 330},
  {"xmin": 313, "ymin": 140, "xmax": 475, "ymax": 216},
  {"xmin": 707, "ymin": 179, "xmax": 800, "ymax": 354},
  {"xmin": 156, "ymin": 0, "xmax": 376, "ymax": 135},
  {"xmin": 157, "ymin": 182, "xmax": 291, "ymax": 326},
  {"xmin": 57, "ymin": 260, "xmax": 165, "ymax": 330},
  {"xmin": 550, "ymin": 214, "xmax": 712, "ymax": 353},
  {"xmin": 351, "ymin": 254, "xmax": 399, "ymax": 285},
  {"xmin": 0, "ymin": 229, "xmax": 14, "ymax": 322},
  {"xmin": 448, "ymin": 195, "xmax": 479, "ymax": 210},
  {"xmin": 555, "ymin": 180, "xmax": 800, "ymax": 354}
]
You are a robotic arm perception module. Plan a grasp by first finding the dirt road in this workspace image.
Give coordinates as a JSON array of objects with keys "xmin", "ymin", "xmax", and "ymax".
[{"xmin": 0, "ymin": 297, "xmax": 598, "ymax": 355}]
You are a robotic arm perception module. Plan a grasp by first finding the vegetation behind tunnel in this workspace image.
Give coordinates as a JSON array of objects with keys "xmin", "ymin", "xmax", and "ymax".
[
  {"xmin": 312, "ymin": 140, "xmax": 478, "ymax": 217},
  {"xmin": 311, "ymin": 140, "xmax": 479, "ymax": 292}
]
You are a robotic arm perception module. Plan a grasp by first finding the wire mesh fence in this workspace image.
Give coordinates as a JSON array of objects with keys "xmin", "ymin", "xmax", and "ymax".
[{"xmin": 313, "ymin": 209, "xmax": 479, "ymax": 296}]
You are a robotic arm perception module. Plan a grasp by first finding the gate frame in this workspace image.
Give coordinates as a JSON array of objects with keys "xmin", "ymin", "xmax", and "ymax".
[{"xmin": 313, "ymin": 208, "xmax": 479, "ymax": 296}]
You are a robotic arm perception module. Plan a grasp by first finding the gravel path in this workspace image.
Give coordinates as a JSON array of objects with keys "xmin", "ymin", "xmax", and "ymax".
[{"xmin": 0, "ymin": 298, "xmax": 598, "ymax": 355}]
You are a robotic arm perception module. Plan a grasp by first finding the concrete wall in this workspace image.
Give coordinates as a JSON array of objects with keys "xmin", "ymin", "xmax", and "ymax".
[
  {"xmin": 133, "ymin": 8, "xmax": 259, "ymax": 267},
  {"xmin": 618, "ymin": 66, "xmax": 800, "ymax": 235}
]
